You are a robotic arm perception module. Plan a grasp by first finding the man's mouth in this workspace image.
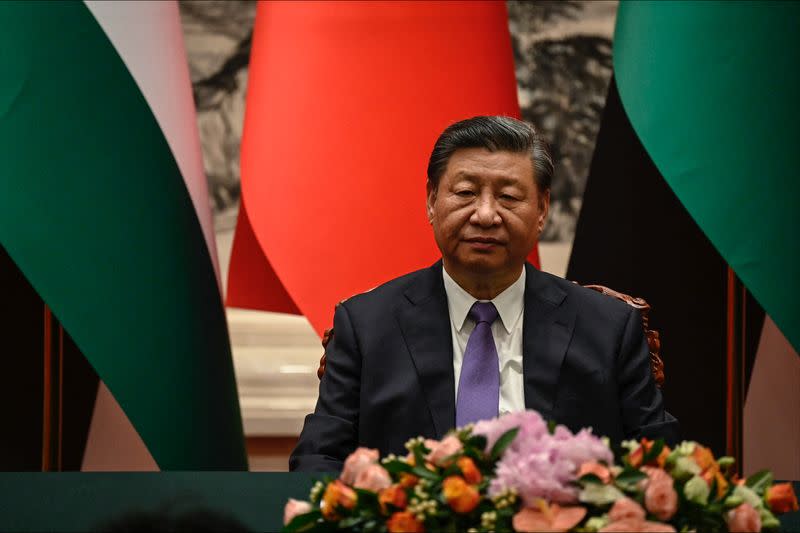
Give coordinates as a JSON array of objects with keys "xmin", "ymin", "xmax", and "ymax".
[
  {"xmin": 464, "ymin": 237, "xmax": 503, "ymax": 244},
  {"xmin": 463, "ymin": 237, "xmax": 504, "ymax": 251}
]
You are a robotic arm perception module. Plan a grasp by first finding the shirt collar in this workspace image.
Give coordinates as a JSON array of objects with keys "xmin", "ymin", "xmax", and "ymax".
[{"xmin": 442, "ymin": 266, "xmax": 525, "ymax": 334}]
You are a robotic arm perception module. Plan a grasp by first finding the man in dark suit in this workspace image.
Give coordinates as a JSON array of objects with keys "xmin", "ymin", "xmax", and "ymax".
[{"xmin": 290, "ymin": 116, "xmax": 678, "ymax": 472}]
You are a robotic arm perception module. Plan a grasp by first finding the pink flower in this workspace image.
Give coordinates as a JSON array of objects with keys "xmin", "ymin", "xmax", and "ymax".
[
  {"xmin": 727, "ymin": 503, "xmax": 762, "ymax": 533},
  {"xmin": 513, "ymin": 504, "xmax": 587, "ymax": 532},
  {"xmin": 486, "ymin": 414, "xmax": 613, "ymax": 506},
  {"xmin": 340, "ymin": 447, "xmax": 379, "ymax": 485},
  {"xmin": 608, "ymin": 497, "xmax": 646, "ymax": 522},
  {"xmin": 644, "ymin": 468, "xmax": 678, "ymax": 521},
  {"xmin": 556, "ymin": 428, "xmax": 614, "ymax": 468},
  {"xmin": 576, "ymin": 461, "xmax": 612, "ymax": 484},
  {"xmin": 603, "ymin": 495, "xmax": 676, "ymax": 532},
  {"xmin": 491, "ymin": 441, "xmax": 579, "ymax": 504},
  {"xmin": 426, "ymin": 435, "xmax": 463, "ymax": 467},
  {"xmin": 353, "ymin": 463, "xmax": 392, "ymax": 492},
  {"xmin": 473, "ymin": 411, "xmax": 548, "ymax": 452},
  {"xmin": 283, "ymin": 498, "xmax": 312, "ymax": 525},
  {"xmin": 600, "ymin": 519, "xmax": 676, "ymax": 532}
]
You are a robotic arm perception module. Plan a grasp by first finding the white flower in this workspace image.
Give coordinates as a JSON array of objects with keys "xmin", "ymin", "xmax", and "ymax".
[
  {"xmin": 579, "ymin": 483, "xmax": 625, "ymax": 506},
  {"xmin": 684, "ymin": 475, "xmax": 710, "ymax": 505},
  {"xmin": 671, "ymin": 456, "xmax": 702, "ymax": 481}
]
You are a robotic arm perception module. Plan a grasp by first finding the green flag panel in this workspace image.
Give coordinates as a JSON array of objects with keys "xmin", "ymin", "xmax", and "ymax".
[
  {"xmin": 614, "ymin": 0, "xmax": 800, "ymax": 352},
  {"xmin": 0, "ymin": 1, "xmax": 246, "ymax": 469}
]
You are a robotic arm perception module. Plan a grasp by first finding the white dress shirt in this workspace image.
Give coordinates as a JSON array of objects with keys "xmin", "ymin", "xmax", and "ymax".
[{"xmin": 442, "ymin": 266, "xmax": 526, "ymax": 416}]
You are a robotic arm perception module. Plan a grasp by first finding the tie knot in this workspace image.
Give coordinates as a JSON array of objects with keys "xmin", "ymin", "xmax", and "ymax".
[{"xmin": 469, "ymin": 301, "xmax": 498, "ymax": 325}]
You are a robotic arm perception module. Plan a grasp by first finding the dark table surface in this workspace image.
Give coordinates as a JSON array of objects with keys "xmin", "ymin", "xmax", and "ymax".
[{"xmin": 0, "ymin": 473, "xmax": 796, "ymax": 532}]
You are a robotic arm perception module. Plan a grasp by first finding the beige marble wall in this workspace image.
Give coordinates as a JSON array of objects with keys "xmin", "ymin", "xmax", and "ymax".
[{"xmin": 744, "ymin": 317, "xmax": 800, "ymax": 479}]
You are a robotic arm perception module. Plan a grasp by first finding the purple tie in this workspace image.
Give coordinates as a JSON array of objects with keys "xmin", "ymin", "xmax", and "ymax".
[{"xmin": 456, "ymin": 301, "xmax": 500, "ymax": 427}]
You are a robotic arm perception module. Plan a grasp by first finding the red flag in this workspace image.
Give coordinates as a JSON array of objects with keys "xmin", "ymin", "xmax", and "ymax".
[{"xmin": 227, "ymin": 1, "xmax": 536, "ymax": 337}]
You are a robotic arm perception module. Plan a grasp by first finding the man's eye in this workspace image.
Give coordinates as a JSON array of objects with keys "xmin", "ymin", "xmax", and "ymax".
[
  {"xmin": 500, "ymin": 194, "xmax": 519, "ymax": 201},
  {"xmin": 455, "ymin": 190, "xmax": 475, "ymax": 197}
]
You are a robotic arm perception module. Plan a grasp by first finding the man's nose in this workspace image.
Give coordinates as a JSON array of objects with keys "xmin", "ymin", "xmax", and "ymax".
[{"xmin": 471, "ymin": 194, "xmax": 501, "ymax": 227}]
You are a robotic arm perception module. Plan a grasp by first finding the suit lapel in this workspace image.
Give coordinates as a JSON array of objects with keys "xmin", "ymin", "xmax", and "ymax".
[
  {"xmin": 522, "ymin": 263, "xmax": 576, "ymax": 420},
  {"xmin": 395, "ymin": 261, "xmax": 454, "ymax": 438}
]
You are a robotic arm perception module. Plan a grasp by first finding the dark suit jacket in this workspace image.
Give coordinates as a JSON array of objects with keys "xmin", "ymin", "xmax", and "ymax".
[{"xmin": 290, "ymin": 261, "xmax": 678, "ymax": 472}]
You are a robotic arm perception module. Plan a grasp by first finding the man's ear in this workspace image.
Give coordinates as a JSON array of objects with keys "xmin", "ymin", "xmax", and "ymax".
[
  {"xmin": 538, "ymin": 189, "xmax": 550, "ymax": 232},
  {"xmin": 426, "ymin": 180, "xmax": 437, "ymax": 223}
]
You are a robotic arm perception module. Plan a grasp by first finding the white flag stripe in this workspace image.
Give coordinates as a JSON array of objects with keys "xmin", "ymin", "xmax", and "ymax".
[{"xmin": 84, "ymin": 0, "xmax": 221, "ymax": 286}]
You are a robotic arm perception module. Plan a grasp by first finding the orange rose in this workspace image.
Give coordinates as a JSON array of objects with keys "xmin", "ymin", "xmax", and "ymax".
[
  {"xmin": 399, "ymin": 473, "xmax": 420, "ymax": 488},
  {"xmin": 442, "ymin": 476, "xmax": 480, "ymax": 514},
  {"xmin": 387, "ymin": 511, "xmax": 425, "ymax": 533},
  {"xmin": 692, "ymin": 444, "xmax": 716, "ymax": 472},
  {"xmin": 457, "ymin": 456, "xmax": 482, "ymax": 484},
  {"xmin": 628, "ymin": 442, "xmax": 645, "ymax": 468},
  {"xmin": 713, "ymin": 470, "xmax": 729, "ymax": 499},
  {"xmin": 577, "ymin": 461, "xmax": 612, "ymax": 484},
  {"xmin": 656, "ymin": 445, "xmax": 671, "ymax": 468},
  {"xmin": 629, "ymin": 439, "xmax": 670, "ymax": 468},
  {"xmin": 321, "ymin": 480, "xmax": 357, "ymax": 520},
  {"xmin": 690, "ymin": 444, "xmax": 729, "ymax": 497},
  {"xmin": 766, "ymin": 482, "xmax": 800, "ymax": 514},
  {"xmin": 379, "ymin": 485, "xmax": 409, "ymax": 514}
]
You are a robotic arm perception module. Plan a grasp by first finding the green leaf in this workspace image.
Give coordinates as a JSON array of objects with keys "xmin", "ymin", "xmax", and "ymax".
[
  {"xmin": 577, "ymin": 473, "xmax": 603, "ymax": 485},
  {"xmin": 547, "ymin": 419, "xmax": 557, "ymax": 434},
  {"xmin": 641, "ymin": 439, "xmax": 665, "ymax": 465},
  {"xmin": 717, "ymin": 456, "xmax": 735, "ymax": 468},
  {"xmin": 760, "ymin": 508, "xmax": 781, "ymax": 530},
  {"xmin": 382, "ymin": 460, "xmax": 413, "ymax": 475},
  {"xmin": 466, "ymin": 434, "xmax": 488, "ymax": 452},
  {"xmin": 490, "ymin": 427, "xmax": 519, "ymax": 460},
  {"xmin": 413, "ymin": 444, "xmax": 427, "ymax": 469},
  {"xmin": 614, "ymin": 468, "xmax": 646, "ymax": 491},
  {"xmin": 281, "ymin": 510, "xmax": 322, "ymax": 533},
  {"xmin": 411, "ymin": 465, "xmax": 439, "ymax": 480},
  {"xmin": 745, "ymin": 470, "xmax": 774, "ymax": 494},
  {"xmin": 337, "ymin": 516, "xmax": 363, "ymax": 529},
  {"xmin": 353, "ymin": 488, "xmax": 379, "ymax": 508}
]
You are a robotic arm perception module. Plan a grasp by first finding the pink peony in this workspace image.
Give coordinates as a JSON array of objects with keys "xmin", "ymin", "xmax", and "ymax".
[
  {"xmin": 473, "ymin": 411, "xmax": 548, "ymax": 453},
  {"xmin": 555, "ymin": 428, "xmax": 614, "ymax": 467},
  {"xmin": 484, "ymin": 412, "xmax": 614, "ymax": 506},
  {"xmin": 727, "ymin": 502, "xmax": 762, "ymax": 533},
  {"xmin": 426, "ymin": 435, "xmax": 463, "ymax": 467},
  {"xmin": 608, "ymin": 497, "xmax": 646, "ymax": 522},
  {"xmin": 353, "ymin": 463, "xmax": 392, "ymax": 492},
  {"xmin": 340, "ymin": 447, "xmax": 379, "ymax": 485},
  {"xmin": 644, "ymin": 468, "xmax": 678, "ymax": 521},
  {"xmin": 283, "ymin": 498, "xmax": 312, "ymax": 525}
]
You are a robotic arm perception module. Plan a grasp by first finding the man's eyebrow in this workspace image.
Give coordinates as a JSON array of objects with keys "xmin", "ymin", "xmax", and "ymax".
[{"xmin": 452, "ymin": 171, "xmax": 522, "ymax": 187}]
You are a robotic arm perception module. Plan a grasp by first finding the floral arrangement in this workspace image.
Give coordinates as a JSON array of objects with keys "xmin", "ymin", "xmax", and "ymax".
[{"xmin": 283, "ymin": 410, "xmax": 798, "ymax": 532}]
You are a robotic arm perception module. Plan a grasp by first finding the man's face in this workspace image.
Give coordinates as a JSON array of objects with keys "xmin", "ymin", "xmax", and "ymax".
[{"xmin": 427, "ymin": 147, "xmax": 549, "ymax": 279}]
